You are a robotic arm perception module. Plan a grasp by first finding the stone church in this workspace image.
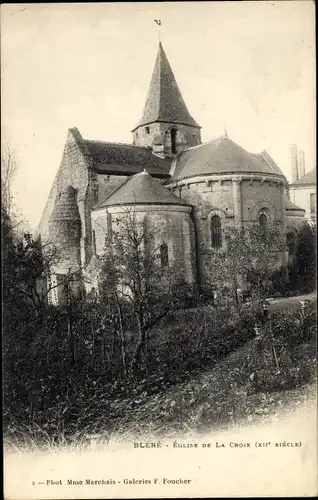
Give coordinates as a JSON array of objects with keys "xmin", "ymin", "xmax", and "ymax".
[{"xmin": 38, "ymin": 42, "xmax": 305, "ymax": 303}]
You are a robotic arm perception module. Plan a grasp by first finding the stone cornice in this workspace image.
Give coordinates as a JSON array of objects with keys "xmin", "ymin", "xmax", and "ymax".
[
  {"xmin": 92, "ymin": 204, "xmax": 193, "ymax": 215},
  {"xmin": 289, "ymin": 184, "xmax": 316, "ymax": 189},
  {"xmin": 167, "ymin": 172, "xmax": 285, "ymax": 188}
]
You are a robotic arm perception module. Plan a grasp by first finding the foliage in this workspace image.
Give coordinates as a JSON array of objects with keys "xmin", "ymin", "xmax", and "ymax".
[
  {"xmin": 3, "ymin": 201, "xmax": 316, "ymax": 447},
  {"xmin": 97, "ymin": 207, "xmax": 189, "ymax": 372},
  {"xmin": 271, "ymin": 224, "xmax": 316, "ymax": 296},
  {"xmin": 3, "ymin": 303, "xmax": 316, "ymax": 446},
  {"xmin": 239, "ymin": 305, "xmax": 316, "ymax": 394},
  {"xmin": 205, "ymin": 223, "xmax": 287, "ymax": 304},
  {"xmin": 294, "ymin": 224, "xmax": 316, "ymax": 293}
]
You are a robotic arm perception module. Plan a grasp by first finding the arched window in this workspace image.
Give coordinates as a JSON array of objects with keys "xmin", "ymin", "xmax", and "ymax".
[
  {"xmin": 92, "ymin": 229, "xmax": 97, "ymax": 255},
  {"xmin": 259, "ymin": 213, "xmax": 267, "ymax": 228},
  {"xmin": 160, "ymin": 242, "xmax": 169, "ymax": 268},
  {"xmin": 92, "ymin": 181, "xmax": 98, "ymax": 204},
  {"xmin": 211, "ymin": 215, "xmax": 222, "ymax": 249},
  {"xmin": 171, "ymin": 128, "xmax": 177, "ymax": 154},
  {"xmin": 286, "ymin": 231, "xmax": 296, "ymax": 255}
]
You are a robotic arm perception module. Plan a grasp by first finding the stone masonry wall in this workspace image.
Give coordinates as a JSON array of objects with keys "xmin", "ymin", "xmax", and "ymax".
[
  {"xmin": 169, "ymin": 175, "xmax": 286, "ymax": 282},
  {"xmin": 38, "ymin": 128, "xmax": 92, "ymax": 266},
  {"xmin": 133, "ymin": 122, "xmax": 201, "ymax": 152},
  {"xmin": 91, "ymin": 210, "xmax": 108, "ymax": 256},
  {"xmin": 94, "ymin": 174, "xmax": 128, "ymax": 207},
  {"xmin": 241, "ymin": 180, "xmax": 284, "ymax": 223},
  {"xmin": 171, "ymin": 180, "xmax": 234, "ymax": 254},
  {"xmin": 48, "ymin": 219, "xmax": 81, "ymax": 274},
  {"xmin": 91, "ymin": 205, "xmax": 196, "ymax": 283}
]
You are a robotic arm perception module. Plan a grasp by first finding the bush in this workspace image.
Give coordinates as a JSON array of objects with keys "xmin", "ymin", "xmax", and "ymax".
[
  {"xmin": 251, "ymin": 364, "xmax": 312, "ymax": 393},
  {"xmin": 4, "ymin": 283, "xmax": 316, "ymax": 444},
  {"xmin": 143, "ymin": 306, "xmax": 256, "ymax": 389},
  {"xmin": 239, "ymin": 306, "xmax": 316, "ymax": 394},
  {"xmin": 270, "ymin": 305, "xmax": 316, "ymax": 348}
]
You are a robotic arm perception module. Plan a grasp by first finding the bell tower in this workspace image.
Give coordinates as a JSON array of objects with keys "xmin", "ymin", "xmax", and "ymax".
[{"xmin": 132, "ymin": 42, "xmax": 201, "ymax": 156}]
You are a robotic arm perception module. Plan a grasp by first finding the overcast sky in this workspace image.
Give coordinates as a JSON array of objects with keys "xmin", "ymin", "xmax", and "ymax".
[{"xmin": 1, "ymin": 1, "xmax": 315, "ymax": 230}]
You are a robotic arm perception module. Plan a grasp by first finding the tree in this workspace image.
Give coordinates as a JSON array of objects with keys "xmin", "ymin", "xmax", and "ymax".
[
  {"xmin": 294, "ymin": 223, "xmax": 316, "ymax": 292},
  {"xmin": 1, "ymin": 141, "xmax": 19, "ymax": 218},
  {"xmin": 205, "ymin": 223, "xmax": 287, "ymax": 306},
  {"xmin": 2, "ymin": 204, "xmax": 21, "ymax": 323},
  {"xmin": 95, "ymin": 254, "xmax": 129, "ymax": 377},
  {"xmin": 98, "ymin": 207, "xmax": 188, "ymax": 373},
  {"xmin": 7, "ymin": 234, "xmax": 58, "ymax": 316}
]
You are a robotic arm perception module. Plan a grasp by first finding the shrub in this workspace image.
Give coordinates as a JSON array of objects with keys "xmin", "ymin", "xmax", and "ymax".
[
  {"xmin": 4, "ymin": 280, "xmax": 316, "ymax": 444},
  {"xmin": 251, "ymin": 364, "xmax": 312, "ymax": 393},
  {"xmin": 239, "ymin": 306, "xmax": 316, "ymax": 394},
  {"xmin": 270, "ymin": 304, "xmax": 317, "ymax": 348}
]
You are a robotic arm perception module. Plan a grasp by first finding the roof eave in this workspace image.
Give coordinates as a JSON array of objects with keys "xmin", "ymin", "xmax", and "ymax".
[
  {"xmin": 93, "ymin": 201, "xmax": 193, "ymax": 210},
  {"xmin": 131, "ymin": 119, "xmax": 201, "ymax": 133},
  {"xmin": 289, "ymin": 182, "xmax": 316, "ymax": 188},
  {"xmin": 286, "ymin": 208, "xmax": 306, "ymax": 212},
  {"xmin": 171, "ymin": 170, "xmax": 286, "ymax": 183},
  {"xmin": 92, "ymin": 165, "xmax": 170, "ymax": 177}
]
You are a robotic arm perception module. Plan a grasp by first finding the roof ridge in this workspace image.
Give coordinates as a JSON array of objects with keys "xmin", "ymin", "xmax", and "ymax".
[
  {"xmin": 251, "ymin": 151, "xmax": 273, "ymax": 167},
  {"xmin": 95, "ymin": 169, "xmax": 153, "ymax": 209},
  {"xmin": 172, "ymin": 136, "xmax": 287, "ymax": 181},
  {"xmin": 290, "ymin": 166, "xmax": 316, "ymax": 185},
  {"xmin": 285, "ymin": 196, "xmax": 306, "ymax": 211},
  {"xmin": 183, "ymin": 135, "xmax": 224, "ymax": 152},
  {"xmin": 94, "ymin": 177, "xmax": 131, "ymax": 209},
  {"xmin": 94, "ymin": 169, "xmax": 189, "ymax": 209},
  {"xmin": 83, "ymin": 139, "xmax": 151, "ymax": 150},
  {"xmin": 201, "ymin": 136, "xmax": 225, "ymax": 172}
]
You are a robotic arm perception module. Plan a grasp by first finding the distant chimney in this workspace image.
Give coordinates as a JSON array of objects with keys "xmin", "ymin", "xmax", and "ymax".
[
  {"xmin": 289, "ymin": 144, "xmax": 298, "ymax": 182},
  {"xmin": 298, "ymin": 150, "xmax": 305, "ymax": 179}
]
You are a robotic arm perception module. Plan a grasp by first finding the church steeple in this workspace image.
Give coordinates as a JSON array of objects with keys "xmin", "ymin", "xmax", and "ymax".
[{"xmin": 132, "ymin": 42, "xmax": 201, "ymax": 155}]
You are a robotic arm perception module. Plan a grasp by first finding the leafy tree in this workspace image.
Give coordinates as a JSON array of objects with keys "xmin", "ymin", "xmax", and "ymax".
[
  {"xmin": 3, "ymin": 231, "xmax": 66, "ymax": 317},
  {"xmin": 205, "ymin": 223, "xmax": 287, "ymax": 305},
  {"xmin": 295, "ymin": 223, "xmax": 316, "ymax": 292},
  {"xmin": 98, "ymin": 207, "xmax": 188, "ymax": 372},
  {"xmin": 273, "ymin": 223, "xmax": 316, "ymax": 295}
]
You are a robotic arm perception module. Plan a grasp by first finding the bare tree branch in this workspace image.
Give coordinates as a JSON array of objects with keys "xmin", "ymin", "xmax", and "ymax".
[{"xmin": 1, "ymin": 141, "xmax": 19, "ymax": 216}]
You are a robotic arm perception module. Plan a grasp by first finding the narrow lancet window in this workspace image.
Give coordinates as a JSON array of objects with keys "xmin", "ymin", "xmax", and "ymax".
[
  {"xmin": 171, "ymin": 128, "xmax": 177, "ymax": 154},
  {"xmin": 259, "ymin": 213, "xmax": 267, "ymax": 228},
  {"xmin": 160, "ymin": 242, "xmax": 169, "ymax": 268},
  {"xmin": 211, "ymin": 215, "xmax": 222, "ymax": 249}
]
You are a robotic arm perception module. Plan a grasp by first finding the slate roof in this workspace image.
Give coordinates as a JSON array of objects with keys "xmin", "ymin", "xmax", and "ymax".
[
  {"xmin": 254, "ymin": 150, "xmax": 285, "ymax": 176},
  {"xmin": 289, "ymin": 168, "xmax": 316, "ymax": 186},
  {"xmin": 132, "ymin": 42, "xmax": 200, "ymax": 131},
  {"xmin": 172, "ymin": 136, "xmax": 286, "ymax": 181},
  {"xmin": 284, "ymin": 197, "xmax": 305, "ymax": 212},
  {"xmin": 79, "ymin": 139, "xmax": 171, "ymax": 177},
  {"xmin": 49, "ymin": 186, "xmax": 81, "ymax": 222},
  {"xmin": 94, "ymin": 169, "xmax": 189, "ymax": 209}
]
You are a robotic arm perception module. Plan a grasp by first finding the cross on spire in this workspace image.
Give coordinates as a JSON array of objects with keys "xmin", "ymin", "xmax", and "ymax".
[
  {"xmin": 223, "ymin": 122, "xmax": 228, "ymax": 138},
  {"xmin": 154, "ymin": 19, "xmax": 162, "ymax": 41}
]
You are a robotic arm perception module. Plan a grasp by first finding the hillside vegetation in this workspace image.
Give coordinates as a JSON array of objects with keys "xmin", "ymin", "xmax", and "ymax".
[
  {"xmin": 4, "ymin": 297, "xmax": 316, "ymax": 450},
  {"xmin": 2, "ymin": 182, "xmax": 316, "ymax": 450}
]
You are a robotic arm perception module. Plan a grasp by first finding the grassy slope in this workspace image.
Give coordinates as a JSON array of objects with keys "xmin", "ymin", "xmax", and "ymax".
[
  {"xmin": 4, "ymin": 339, "xmax": 316, "ymax": 451},
  {"xmin": 98, "ymin": 337, "xmax": 317, "ymax": 442},
  {"xmin": 5, "ymin": 293, "xmax": 316, "ymax": 450}
]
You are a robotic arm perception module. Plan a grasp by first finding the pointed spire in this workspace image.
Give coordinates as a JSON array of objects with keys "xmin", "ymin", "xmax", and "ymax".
[
  {"xmin": 132, "ymin": 42, "xmax": 200, "ymax": 131},
  {"xmin": 224, "ymin": 128, "xmax": 228, "ymax": 139}
]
